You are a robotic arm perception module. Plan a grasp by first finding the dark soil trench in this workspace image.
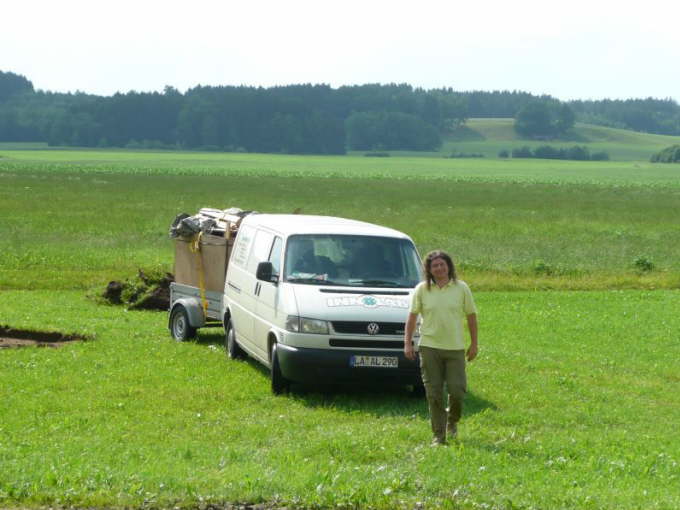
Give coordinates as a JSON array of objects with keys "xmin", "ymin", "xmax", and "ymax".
[{"xmin": 0, "ymin": 325, "xmax": 86, "ymax": 349}]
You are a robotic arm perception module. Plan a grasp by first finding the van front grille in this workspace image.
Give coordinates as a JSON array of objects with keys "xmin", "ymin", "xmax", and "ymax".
[
  {"xmin": 331, "ymin": 321, "xmax": 405, "ymax": 335},
  {"xmin": 329, "ymin": 339, "xmax": 404, "ymax": 349}
]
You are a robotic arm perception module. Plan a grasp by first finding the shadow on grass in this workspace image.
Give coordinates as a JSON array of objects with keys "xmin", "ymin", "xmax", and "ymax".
[
  {"xmin": 194, "ymin": 330, "xmax": 496, "ymax": 418},
  {"xmin": 292, "ymin": 385, "xmax": 496, "ymax": 420},
  {"xmin": 195, "ymin": 326, "xmax": 225, "ymax": 346}
]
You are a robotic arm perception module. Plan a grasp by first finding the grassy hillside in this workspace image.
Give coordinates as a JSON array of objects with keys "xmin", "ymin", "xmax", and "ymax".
[{"xmin": 439, "ymin": 118, "xmax": 680, "ymax": 161}]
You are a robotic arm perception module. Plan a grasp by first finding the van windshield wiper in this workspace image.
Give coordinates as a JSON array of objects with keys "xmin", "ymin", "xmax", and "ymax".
[
  {"xmin": 355, "ymin": 279, "xmax": 401, "ymax": 287},
  {"xmin": 287, "ymin": 276, "xmax": 337, "ymax": 285}
]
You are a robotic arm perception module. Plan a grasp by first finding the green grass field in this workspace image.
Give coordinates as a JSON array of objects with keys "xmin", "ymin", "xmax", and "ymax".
[
  {"xmin": 1, "ymin": 146, "xmax": 679, "ymax": 509},
  {"xmin": 1, "ymin": 150, "xmax": 679, "ymax": 290},
  {"xmin": 1, "ymin": 290, "xmax": 679, "ymax": 509}
]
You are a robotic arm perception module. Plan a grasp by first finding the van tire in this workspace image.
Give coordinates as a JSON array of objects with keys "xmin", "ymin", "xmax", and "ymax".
[
  {"xmin": 170, "ymin": 305, "xmax": 197, "ymax": 341},
  {"xmin": 225, "ymin": 319, "xmax": 246, "ymax": 360},
  {"xmin": 271, "ymin": 343, "xmax": 290, "ymax": 395}
]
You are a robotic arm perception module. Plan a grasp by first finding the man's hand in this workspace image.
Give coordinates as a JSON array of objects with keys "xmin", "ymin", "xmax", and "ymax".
[
  {"xmin": 404, "ymin": 342, "xmax": 416, "ymax": 361},
  {"xmin": 466, "ymin": 342, "xmax": 478, "ymax": 362}
]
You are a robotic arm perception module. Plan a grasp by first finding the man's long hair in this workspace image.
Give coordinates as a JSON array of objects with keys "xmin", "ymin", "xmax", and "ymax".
[{"xmin": 424, "ymin": 250, "xmax": 457, "ymax": 290}]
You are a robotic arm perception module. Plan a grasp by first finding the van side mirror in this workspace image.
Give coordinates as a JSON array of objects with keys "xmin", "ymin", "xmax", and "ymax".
[{"xmin": 256, "ymin": 261, "xmax": 277, "ymax": 283}]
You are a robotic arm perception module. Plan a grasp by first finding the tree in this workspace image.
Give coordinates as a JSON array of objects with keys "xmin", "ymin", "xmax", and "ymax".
[
  {"xmin": 555, "ymin": 104, "xmax": 575, "ymax": 134},
  {"xmin": 514, "ymin": 101, "xmax": 575, "ymax": 139},
  {"xmin": 0, "ymin": 71, "xmax": 33, "ymax": 102},
  {"xmin": 650, "ymin": 145, "xmax": 680, "ymax": 163},
  {"xmin": 345, "ymin": 111, "xmax": 441, "ymax": 151},
  {"xmin": 515, "ymin": 102, "xmax": 554, "ymax": 138}
]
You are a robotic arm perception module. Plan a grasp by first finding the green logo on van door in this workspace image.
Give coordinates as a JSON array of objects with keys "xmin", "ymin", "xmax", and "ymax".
[
  {"xmin": 326, "ymin": 295, "xmax": 409, "ymax": 309},
  {"xmin": 362, "ymin": 296, "xmax": 377, "ymax": 307}
]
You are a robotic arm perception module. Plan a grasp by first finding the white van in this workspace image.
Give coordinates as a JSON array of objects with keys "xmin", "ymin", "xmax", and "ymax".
[{"xmin": 169, "ymin": 213, "xmax": 423, "ymax": 394}]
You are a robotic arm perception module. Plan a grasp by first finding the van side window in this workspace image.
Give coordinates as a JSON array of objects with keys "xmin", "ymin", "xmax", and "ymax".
[
  {"xmin": 248, "ymin": 230, "xmax": 274, "ymax": 274},
  {"xmin": 269, "ymin": 237, "xmax": 283, "ymax": 276},
  {"xmin": 232, "ymin": 225, "xmax": 255, "ymax": 268}
]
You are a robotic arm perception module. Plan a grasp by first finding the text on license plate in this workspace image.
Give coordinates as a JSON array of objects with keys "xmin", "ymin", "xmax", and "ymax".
[{"xmin": 350, "ymin": 355, "xmax": 398, "ymax": 368}]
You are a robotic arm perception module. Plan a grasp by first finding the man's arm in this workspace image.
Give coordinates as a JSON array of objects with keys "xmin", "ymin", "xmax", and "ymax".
[
  {"xmin": 466, "ymin": 313, "xmax": 478, "ymax": 362},
  {"xmin": 404, "ymin": 312, "xmax": 418, "ymax": 360}
]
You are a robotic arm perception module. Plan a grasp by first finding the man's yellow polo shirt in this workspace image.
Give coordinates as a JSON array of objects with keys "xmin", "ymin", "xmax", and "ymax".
[{"xmin": 410, "ymin": 279, "xmax": 477, "ymax": 350}]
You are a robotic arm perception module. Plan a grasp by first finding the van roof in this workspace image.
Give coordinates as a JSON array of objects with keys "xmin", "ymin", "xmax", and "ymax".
[{"xmin": 241, "ymin": 214, "xmax": 411, "ymax": 239}]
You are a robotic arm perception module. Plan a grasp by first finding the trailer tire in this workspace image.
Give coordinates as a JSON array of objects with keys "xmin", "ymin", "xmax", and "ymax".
[
  {"xmin": 169, "ymin": 305, "xmax": 197, "ymax": 341},
  {"xmin": 225, "ymin": 319, "xmax": 246, "ymax": 360},
  {"xmin": 270, "ymin": 343, "xmax": 290, "ymax": 395}
]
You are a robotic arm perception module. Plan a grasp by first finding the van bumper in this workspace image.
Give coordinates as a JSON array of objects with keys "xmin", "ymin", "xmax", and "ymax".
[{"xmin": 275, "ymin": 343, "xmax": 422, "ymax": 386}]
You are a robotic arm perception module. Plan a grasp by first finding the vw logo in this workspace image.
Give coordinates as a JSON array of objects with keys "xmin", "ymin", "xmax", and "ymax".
[{"xmin": 367, "ymin": 322, "xmax": 380, "ymax": 335}]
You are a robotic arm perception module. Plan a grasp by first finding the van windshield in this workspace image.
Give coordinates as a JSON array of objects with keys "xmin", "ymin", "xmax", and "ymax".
[{"xmin": 284, "ymin": 234, "xmax": 421, "ymax": 288}]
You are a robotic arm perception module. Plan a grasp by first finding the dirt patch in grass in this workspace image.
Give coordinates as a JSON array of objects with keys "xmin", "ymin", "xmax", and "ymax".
[
  {"xmin": 102, "ymin": 268, "xmax": 174, "ymax": 311},
  {"xmin": 0, "ymin": 325, "xmax": 87, "ymax": 349}
]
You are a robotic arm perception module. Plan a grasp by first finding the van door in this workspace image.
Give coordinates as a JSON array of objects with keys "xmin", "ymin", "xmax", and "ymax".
[
  {"xmin": 254, "ymin": 235, "xmax": 283, "ymax": 356},
  {"xmin": 225, "ymin": 225, "xmax": 256, "ymax": 350},
  {"xmin": 246, "ymin": 229, "xmax": 276, "ymax": 361}
]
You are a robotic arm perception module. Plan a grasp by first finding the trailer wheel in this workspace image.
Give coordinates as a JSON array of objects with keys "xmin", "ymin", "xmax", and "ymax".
[
  {"xmin": 169, "ymin": 306, "xmax": 196, "ymax": 341},
  {"xmin": 225, "ymin": 319, "xmax": 246, "ymax": 360},
  {"xmin": 270, "ymin": 343, "xmax": 290, "ymax": 395}
]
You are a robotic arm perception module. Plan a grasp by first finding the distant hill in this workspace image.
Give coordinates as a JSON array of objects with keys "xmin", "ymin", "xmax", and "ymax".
[{"xmin": 441, "ymin": 119, "xmax": 680, "ymax": 161}]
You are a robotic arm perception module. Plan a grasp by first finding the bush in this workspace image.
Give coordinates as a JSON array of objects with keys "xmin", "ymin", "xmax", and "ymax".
[
  {"xmin": 364, "ymin": 152, "xmax": 390, "ymax": 157},
  {"xmin": 633, "ymin": 256, "xmax": 655, "ymax": 272},
  {"xmin": 447, "ymin": 151, "xmax": 484, "ymax": 158},
  {"xmin": 590, "ymin": 151, "xmax": 610, "ymax": 161},
  {"xmin": 532, "ymin": 259, "xmax": 554, "ymax": 276},
  {"xmin": 564, "ymin": 145, "xmax": 590, "ymax": 161},
  {"xmin": 498, "ymin": 149, "xmax": 509, "ymax": 158},
  {"xmin": 650, "ymin": 144, "xmax": 680, "ymax": 163},
  {"xmin": 533, "ymin": 145, "xmax": 564, "ymax": 159},
  {"xmin": 511, "ymin": 144, "xmax": 609, "ymax": 161},
  {"xmin": 512, "ymin": 146, "xmax": 533, "ymax": 158}
]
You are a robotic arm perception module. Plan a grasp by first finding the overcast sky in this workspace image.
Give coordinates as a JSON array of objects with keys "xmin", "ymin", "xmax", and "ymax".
[{"xmin": 4, "ymin": 0, "xmax": 680, "ymax": 102}]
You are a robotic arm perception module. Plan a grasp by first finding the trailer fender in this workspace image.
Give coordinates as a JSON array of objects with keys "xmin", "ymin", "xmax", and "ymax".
[{"xmin": 169, "ymin": 298, "xmax": 206, "ymax": 329}]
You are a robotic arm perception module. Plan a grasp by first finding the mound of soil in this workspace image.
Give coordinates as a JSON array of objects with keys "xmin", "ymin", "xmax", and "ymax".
[
  {"xmin": 0, "ymin": 325, "xmax": 86, "ymax": 349},
  {"xmin": 103, "ymin": 269, "xmax": 174, "ymax": 311}
]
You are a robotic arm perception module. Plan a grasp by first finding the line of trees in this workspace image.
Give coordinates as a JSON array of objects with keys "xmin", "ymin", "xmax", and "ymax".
[
  {"xmin": 2, "ymin": 70, "xmax": 680, "ymax": 153},
  {"xmin": 570, "ymin": 98, "xmax": 680, "ymax": 136},
  {"xmin": 0, "ymin": 73, "xmax": 469, "ymax": 153},
  {"xmin": 500, "ymin": 145, "xmax": 610, "ymax": 161}
]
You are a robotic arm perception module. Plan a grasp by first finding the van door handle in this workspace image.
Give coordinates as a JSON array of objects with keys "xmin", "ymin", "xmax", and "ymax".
[{"xmin": 254, "ymin": 282, "xmax": 261, "ymax": 296}]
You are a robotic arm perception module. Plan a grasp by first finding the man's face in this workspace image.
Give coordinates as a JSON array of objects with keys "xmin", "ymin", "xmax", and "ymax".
[{"xmin": 430, "ymin": 257, "xmax": 449, "ymax": 280}]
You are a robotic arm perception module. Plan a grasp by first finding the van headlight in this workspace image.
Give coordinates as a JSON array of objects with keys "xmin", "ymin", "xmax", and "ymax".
[{"xmin": 285, "ymin": 315, "xmax": 329, "ymax": 334}]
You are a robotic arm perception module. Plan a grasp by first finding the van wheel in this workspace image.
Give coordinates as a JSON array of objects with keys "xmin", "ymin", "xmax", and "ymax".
[
  {"xmin": 271, "ymin": 343, "xmax": 290, "ymax": 395},
  {"xmin": 170, "ymin": 306, "xmax": 196, "ymax": 341},
  {"xmin": 225, "ymin": 319, "xmax": 246, "ymax": 360}
]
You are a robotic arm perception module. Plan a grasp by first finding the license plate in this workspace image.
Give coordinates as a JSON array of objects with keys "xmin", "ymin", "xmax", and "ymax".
[{"xmin": 350, "ymin": 355, "xmax": 398, "ymax": 368}]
